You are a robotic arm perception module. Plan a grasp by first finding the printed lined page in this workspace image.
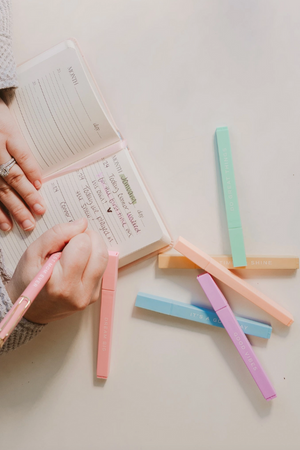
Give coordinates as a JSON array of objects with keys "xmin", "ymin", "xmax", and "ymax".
[
  {"xmin": 1, "ymin": 149, "xmax": 170, "ymax": 271},
  {"xmin": 11, "ymin": 42, "xmax": 119, "ymax": 176}
]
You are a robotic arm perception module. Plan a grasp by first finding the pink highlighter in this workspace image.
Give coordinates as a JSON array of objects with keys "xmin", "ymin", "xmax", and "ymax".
[
  {"xmin": 97, "ymin": 251, "xmax": 119, "ymax": 379},
  {"xmin": 0, "ymin": 252, "xmax": 62, "ymax": 348},
  {"xmin": 197, "ymin": 273, "xmax": 276, "ymax": 401}
]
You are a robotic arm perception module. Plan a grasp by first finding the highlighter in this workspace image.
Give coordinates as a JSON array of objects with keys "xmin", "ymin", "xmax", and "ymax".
[
  {"xmin": 174, "ymin": 236, "xmax": 294, "ymax": 326},
  {"xmin": 135, "ymin": 292, "xmax": 272, "ymax": 339},
  {"xmin": 0, "ymin": 253, "xmax": 61, "ymax": 348},
  {"xmin": 157, "ymin": 253, "xmax": 299, "ymax": 270},
  {"xmin": 216, "ymin": 127, "xmax": 247, "ymax": 267},
  {"xmin": 198, "ymin": 273, "xmax": 276, "ymax": 401},
  {"xmin": 97, "ymin": 251, "xmax": 119, "ymax": 379}
]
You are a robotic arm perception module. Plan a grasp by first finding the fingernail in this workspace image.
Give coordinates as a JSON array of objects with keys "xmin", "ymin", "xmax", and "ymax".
[
  {"xmin": 0, "ymin": 223, "xmax": 11, "ymax": 231},
  {"xmin": 34, "ymin": 180, "xmax": 42, "ymax": 189},
  {"xmin": 33, "ymin": 203, "xmax": 45, "ymax": 214},
  {"xmin": 71, "ymin": 218, "xmax": 85, "ymax": 226},
  {"xmin": 22, "ymin": 219, "xmax": 35, "ymax": 230}
]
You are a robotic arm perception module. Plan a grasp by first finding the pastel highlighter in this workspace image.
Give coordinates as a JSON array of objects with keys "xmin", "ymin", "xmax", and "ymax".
[
  {"xmin": 97, "ymin": 251, "xmax": 119, "ymax": 379},
  {"xmin": 215, "ymin": 127, "xmax": 247, "ymax": 267},
  {"xmin": 198, "ymin": 273, "xmax": 276, "ymax": 401},
  {"xmin": 174, "ymin": 237, "xmax": 294, "ymax": 326},
  {"xmin": 0, "ymin": 253, "xmax": 61, "ymax": 348},
  {"xmin": 135, "ymin": 292, "xmax": 272, "ymax": 339}
]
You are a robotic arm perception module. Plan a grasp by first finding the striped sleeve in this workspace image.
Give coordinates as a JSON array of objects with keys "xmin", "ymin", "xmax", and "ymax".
[{"xmin": 0, "ymin": 0, "xmax": 18, "ymax": 89}]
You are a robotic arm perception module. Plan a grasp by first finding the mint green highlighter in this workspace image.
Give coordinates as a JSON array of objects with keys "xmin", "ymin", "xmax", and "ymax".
[{"xmin": 215, "ymin": 127, "xmax": 247, "ymax": 267}]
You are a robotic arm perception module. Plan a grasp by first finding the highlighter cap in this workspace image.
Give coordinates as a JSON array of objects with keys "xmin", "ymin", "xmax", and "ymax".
[
  {"xmin": 102, "ymin": 251, "xmax": 119, "ymax": 291},
  {"xmin": 228, "ymin": 227, "xmax": 247, "ymax": 267},
  {"xmin": 197, "ymin": 273, "xmax": 228, "ymax": 311}
]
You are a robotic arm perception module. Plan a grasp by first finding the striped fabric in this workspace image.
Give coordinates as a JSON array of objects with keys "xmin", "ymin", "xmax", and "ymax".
[{"xmin": 0, "ymin": 0, "xmax": 18, "ymax": 89}]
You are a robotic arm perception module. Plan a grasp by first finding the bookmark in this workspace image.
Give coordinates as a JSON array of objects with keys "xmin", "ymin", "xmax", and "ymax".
[
  {"xmin": 174, "ymin": 237, "xmax": 294, "ymax": 326},
  {"xmin": 158, "ymin": 254, "xmax": 299, "ymax": 270},
  {"xmin": 97, "ymin": 251, "xmax": 119, "ymax": 379},
  {"xmin": 198, "ymin": 273, "xmax": 276, "ymax": 400},
  {"xmin": 216, "ymin": 127, "xmax": 246, "ymax": 267},
  {"xmin": 135, "ymin": 292, "xmax": 272, "ymax": 339}
]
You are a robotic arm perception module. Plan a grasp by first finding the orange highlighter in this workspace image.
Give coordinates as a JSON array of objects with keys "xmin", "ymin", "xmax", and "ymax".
[{"xmin": 97, "ymin": 251, "xmax": 119, "ymax": 379}]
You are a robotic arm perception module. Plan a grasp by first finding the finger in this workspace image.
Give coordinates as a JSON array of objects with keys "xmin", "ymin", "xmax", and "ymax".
[
  {"xmin": 0, "ymin": 177, "xmax": 36, "ymax": 230},
  {"xmin": 6, "ymin": 128, "xmax": 42, "ymax": 189},
  {"xmin": 0, "ymin": 159, "xmax": 46, "ymax": 215},
  {"xmin": 81, "ymin": 229, "xmax": 108, "ymax": 290},
  {"xmin": 25, "ymin": 218, "xmax": 88, "ymax": 260},
  {"xmin": 48, "ymin": 232, "xmax": 93, "ymax": 312},
  {"xmin": 0, "ymin": 146, "xmax": 46, "ymax": 214},
  {"xmin": 0, "ymin": 164, "xmax": 46, "ymax": 219},
  {"xmin": 89, "ymin": 277, "xmax": 102, "ymax": 305},
  {"xmin": 59, "ymin": 232, "xmax": 92, "ymax": 281},
  {"xmin": 0, "ymin": 202, "xmax": 12, "ymax": 231}
]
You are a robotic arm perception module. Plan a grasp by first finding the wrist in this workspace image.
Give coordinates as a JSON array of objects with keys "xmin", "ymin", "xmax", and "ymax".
[{"xmin": 5, "ymin": 279, "xmax": 20, "ymax": 305}]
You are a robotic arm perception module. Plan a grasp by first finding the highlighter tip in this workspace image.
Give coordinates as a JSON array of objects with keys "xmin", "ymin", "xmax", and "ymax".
[{"xmin": 266, "ymin": 394, "xmax": 277, "ymax": 401}]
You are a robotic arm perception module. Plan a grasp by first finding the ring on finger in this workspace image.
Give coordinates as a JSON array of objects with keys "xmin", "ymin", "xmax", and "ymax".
[{"xmin": 0, "ymin": 158, "xmax": 17, "ymax": 178}]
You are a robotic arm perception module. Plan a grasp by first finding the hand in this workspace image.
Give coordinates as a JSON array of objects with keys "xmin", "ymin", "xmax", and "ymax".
[
  {"xmin": 0, "ymin": 98, "xmax": 46, "ymax": 232},
  {"xmin": 5, "ymin": 218, "xmax": 108, "ymax": 324}
]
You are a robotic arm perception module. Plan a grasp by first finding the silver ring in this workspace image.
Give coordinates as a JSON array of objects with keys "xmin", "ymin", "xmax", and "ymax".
[{"xmin": 0, "ymin": 158, "xmax": 17, "ymax": 178}]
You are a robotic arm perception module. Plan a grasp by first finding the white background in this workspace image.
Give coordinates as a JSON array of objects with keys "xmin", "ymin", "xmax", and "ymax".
[{"xmin": 1, "ymin": 1, "xmax": 300, "ymax": 449}]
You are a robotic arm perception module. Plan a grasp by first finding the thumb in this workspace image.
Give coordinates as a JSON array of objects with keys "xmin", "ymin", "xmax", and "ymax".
[{"xmin": 27, "ymin": 218, "xmax": 88, "ymax": 259}]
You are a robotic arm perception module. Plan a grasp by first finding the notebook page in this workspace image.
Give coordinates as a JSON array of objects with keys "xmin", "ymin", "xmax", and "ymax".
[
  {"xmin": 11, "ymin": 43, "xmax": 119, "ymax": 176},
  {"xmin": 68, "ymin": 40, "xmax": 120, "ymax": 137},
  {"xmin": 0, "ymin": 149, "xmax": 171, "ymax": 271}
]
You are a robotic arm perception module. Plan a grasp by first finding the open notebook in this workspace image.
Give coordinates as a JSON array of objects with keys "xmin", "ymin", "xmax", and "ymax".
[{"xmin": 0, "ymin": 39, "xmax": 172, "ymax": 271}]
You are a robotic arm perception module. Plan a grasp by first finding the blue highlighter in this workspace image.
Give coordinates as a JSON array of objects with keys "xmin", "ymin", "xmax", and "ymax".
[{"xmin": 135, "ymin": 292, "xmax": 272, "ymax": 339}]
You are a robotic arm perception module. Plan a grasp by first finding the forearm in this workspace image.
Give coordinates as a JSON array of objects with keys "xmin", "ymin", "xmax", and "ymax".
[{"xmin": 0, "ymin": 3, "xmax": 46, "ymax": 352}]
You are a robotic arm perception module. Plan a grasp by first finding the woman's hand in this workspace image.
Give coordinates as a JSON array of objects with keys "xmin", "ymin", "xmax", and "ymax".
[
  {"xmin": 5, "ymin": 218, "xmax": 108, "ymax": 324},
  {"xmin": 0, "ymin": 98, "xmax": 46, "ymax": 232}
]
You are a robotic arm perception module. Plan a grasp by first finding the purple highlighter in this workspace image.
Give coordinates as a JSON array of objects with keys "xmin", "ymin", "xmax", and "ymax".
[{"xmin": 197, "ymin": 273, "xmax": 276, "ymax": 401}]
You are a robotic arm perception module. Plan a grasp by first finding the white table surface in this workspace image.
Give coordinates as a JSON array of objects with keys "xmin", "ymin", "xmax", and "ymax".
[{"xmin": 1, "ymin": 1, "xmax": 300, "ymax": 449}]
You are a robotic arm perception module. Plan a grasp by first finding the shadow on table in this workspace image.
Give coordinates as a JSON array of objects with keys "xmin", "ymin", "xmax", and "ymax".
[
  {"xmin": 132, "ymin": 304, "xmax": 274, "ymax": 417},
  {"xmin": 0, "ymin": 312, "xmax": 82, "ymax": 408}
]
